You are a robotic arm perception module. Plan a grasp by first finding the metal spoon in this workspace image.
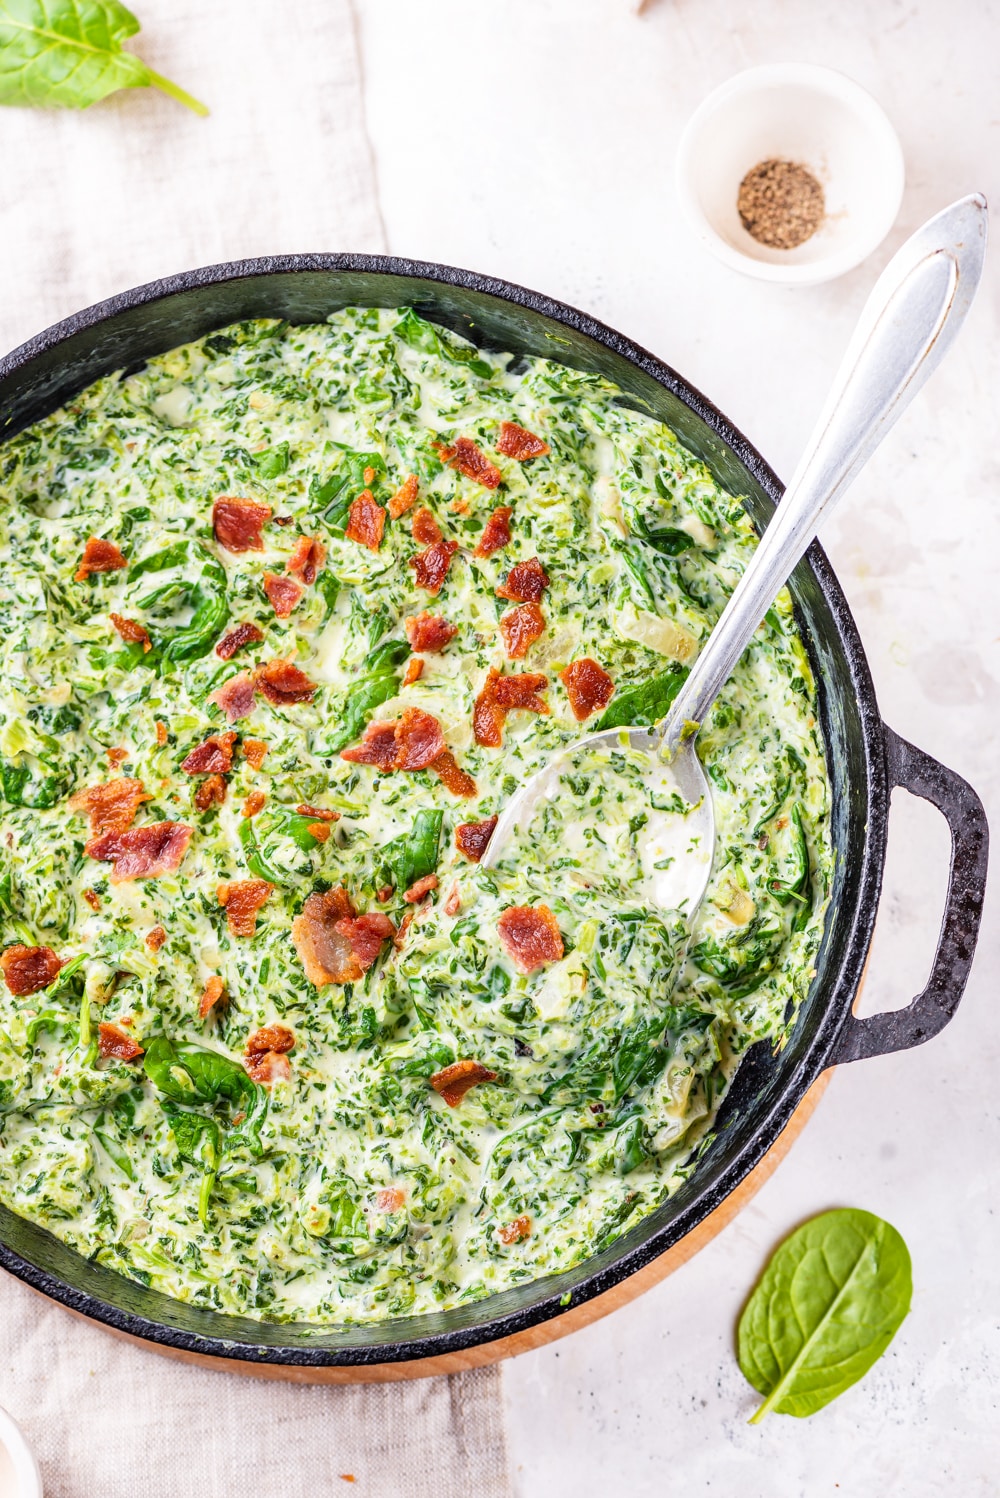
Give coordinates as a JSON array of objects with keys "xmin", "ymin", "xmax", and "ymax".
[{"xmin": 483, "ymin": 194, "xmax": 988, "ymax": 912}]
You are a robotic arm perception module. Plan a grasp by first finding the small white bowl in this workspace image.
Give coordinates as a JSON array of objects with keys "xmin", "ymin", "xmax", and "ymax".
[
  {"xmin": 676, "ymin": 64, "xmax": 905, "ymax": 285},
  {"xmin": 0, "ymin": 1406, "xmax": 43, "ymax": 1498}
]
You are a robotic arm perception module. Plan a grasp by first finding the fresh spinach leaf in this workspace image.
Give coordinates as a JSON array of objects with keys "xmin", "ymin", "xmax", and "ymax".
[
  {"xmin": 254, "ymin": 442, "xmax": 290, "ymax": 478},
  {"xmin": 738, "ymin": 1208, "xmax": 912, "ymax": 1422},
  {"xmin": 0, "ymin": 1, "xmax": 207, "ymax": 114},
  {"xmin": 132, "ymin": 540, "xmax": 229, "ymax": 664},
  {"xmin": 161, "ymin": 1100, "xmax": 221, "ymax": 1225},
  {"xmin": 374, "ymin": 809, "xmax": 443, "ymax": 895},
  {"xmin": 238, "ymin": 806, "xmax": 328, "ymax": 883},
  {"xmin": 143, "ymin": 1037, "xmax": 267, "ymax": 1157},
  {"xmin": 596, "ymin": 666, "xmax": 688, "ymax": 732},
  {"xmin": 322, "ymin": 638, "xmax": 410, "ymax": 754},
  {"xmin": 396, "ymin": 307, "xmax": 494, "ymax": 380},
  {"xmin": 309, "ymin": 446, "xmax": 387, "ymax": 534}
]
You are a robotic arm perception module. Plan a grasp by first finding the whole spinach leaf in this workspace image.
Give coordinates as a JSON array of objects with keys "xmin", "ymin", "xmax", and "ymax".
[
  {"xmin": 596, "ymin": 665, "xmax": 688, "ymax": 732},
  {"xmin": 161, "ymin": 1099, "xmax": 221, "ymax": 1225},
  {"xmin": 375, "ymin": 809, "xmax": 442, "ymax": 895},
  {"xmin": 0, "ymin": 1, "xmax": 207, "ymax": 113},
  {"xmin": 143, "ymin": 1036, "xmax": 267, "ymax": 1157},
  {"xmin": 323, "ymin": 638, "xmax": 411, "ymax": 754},
  {"xmin": 738, "ymin": 1208, "xmax": 912, "ymax": 1422}
]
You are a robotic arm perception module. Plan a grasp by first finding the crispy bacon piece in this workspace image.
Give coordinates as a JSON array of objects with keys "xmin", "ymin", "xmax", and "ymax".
[
  {"xmin": 247, "ymin": 1051, "xmax": 292, "ymax": 1085},
  {"xmin": 455, "ymin": 815, "xmax": 498, "ymax": 863},
  {"xmin": 411, "ymin": 507, "xmax": 443, "ymax": 546},
  {"xmin": 500, "ymin": 601, "xmax": 546, "ymax": 659},
  {"xmin": 405, "ymin": 612, "xmax": 457, "ymax": 653},
  {"xmin": 86, "ymin": 822, "xmax": 192, "ymax": 883},
  {"xmin": 291, "ymin": 889, "xmax": 394, "ymax": 986},
  {"xmin": 404, "ymin": 874, "xmax": 438, "ymax": 904},
  {"xmin": 212, "ymin": 497, "xmax": 271, "ymax": 553},
  {"xmin": 106, "ymin": 747, "xmax": 128, "ymax": 767},
  {"xmin": 1, "ymin": 944, "xmax": 63, "ymax": 996},
  {"xmin": 69, "ymin": 777, "xmax": 150, "ymax": 837},
  {"xmin": 218, "ymin": 879, "xmax": 273, "ymax": 938},
  {"xmin": 376, "ymin": 885, "xmax": 393, "ymax": 903},
  {"xmin": 498, "ymin": 904, "xmax": 564, "ymax": 973},
  {"xmin": 98, "ymin": 1023, "xmax": 144, "ymax": 1062},
  {"xmin": 473, "ymin": 669, "xmax": 549, "ymax": 746},
  {"xmin": 496, "ymin": 422, "xmax": 550, "ymax": 461},
  {"xmin": 342, "ymin": 709, "xmax": 446, "ymax": 774},
  {"xmin": 474, "ymin": 505, "xmax": 513, "ymax": 558},
  {"xmin": 497, "ymin": 556, "xmax": 550, "ymax": 603},
  {"xmin": 296, "ymin": 804, "xmax": 339, "ymax": 821},
  {"xmin": 375, "ymin": 1187, "xmax": 406, "ymax": 1213},
  {"xmin": 410, "ymin": 539, "xmax": 458, "ymax": 596},
  {"xmin": 216, "ymin": 622, "xmax": 265, "ymax": 660},
  {"xmin": 155, "ymin": 721, "xmax": 168, "ymax": 746},
  {"xmin": 561, "ymin": 657, "xmax": 615, "ymax": 721},
  {"xmin": 242, "ymin": 791, "xmax": 267, "ymax": 818},
  {"xmin": 181, "ymin": 731, "xmax": 238, "ymax": 776},
  {"xmin": 242, "ymin": 738, "xmax": 269, "ymax": 769},
  {"xmin": 246, "ymin": 1024, "xmax": 295, "ymax": 1056},
  {"xmin": 209, "ymin": 672, "xmax": 256, "ymax": 724},
  {"xmin": 444, "ymin": 883, "xmax": 461, "ymax": 917},
  {"xmin": 498, "ymin": 1214, "xmax": 532, "ymax": 1245},
  {"xmin": 198, "ymin": 975, "xmax": 225, "ymax": 1019},
  {"xmin": 109, "ymin": 613, "xmax": 151, "ymax": 653},
  {"xmin": 75, "ymin": 537, "xmax": 127, "ymax": 582},
  {"xmin": 145, "ymin": 925, "xmax": 167, "ymax": 952},
  {"xmin": 263, "ymin": 572, "xmax": 304, "ymax": 619},
  {"xmin": 394, "ymin": 910, "xmax": 415, "ymax": 948},
  {"xmin": 286, "ymin": 534, "xmax": 326, "ymax": 586},
  {"xmin": 83, "ymin": 888, "xmax": 101, "ymax": 913},
  {"xmin": 429, "ymin": 1059, "xmax": 498, "ymax": 1108},
  {"xmin": 244, "ymin": 1024, "xmax": 295, "ymax": 1085},
  {"xmin": 387, "ymin": 473, "xmax": 419, "ymax": 520},
  {"xmin": 436, "ymin": 438, "xmax": 502, "ymax": 490},
  {"xmin": 194, "ymin": 774, "xmax": 227, "ymax": 811},
  {"xmin": 306, "ymin": 821, "xmax": 330, "ymax": 842},
  {"xmin": 402, "ymin": 658, "xmax": 424, "ymax": 687},
  {"xmin": 430, "ymin": 750, "xmax": 477, "ymax": 798},
  {"xmin": 254, "ymin": 659, "xmax": 317, "ymax": 706},
  {"xmin": 472, "ymin": 682, "xmax": 506, "ymax": 748},
  {"xmin": 345, "ymin": 489, "xmax": 386, "ymax": 551}
]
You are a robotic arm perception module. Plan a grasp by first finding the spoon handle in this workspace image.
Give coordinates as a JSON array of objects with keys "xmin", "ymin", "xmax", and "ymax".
[{"xmin": 661, "ymin": 193, "xmax": 988, "ymax": 751}]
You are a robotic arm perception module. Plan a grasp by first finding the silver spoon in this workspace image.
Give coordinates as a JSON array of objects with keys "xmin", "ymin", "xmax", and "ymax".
[{"xmin": 483, "ymin": 194, "xmax": 988, "ymax": 912}]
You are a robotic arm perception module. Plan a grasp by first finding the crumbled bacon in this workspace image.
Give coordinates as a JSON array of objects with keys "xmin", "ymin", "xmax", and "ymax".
[
  {"xmin": 394, "ymin": 910, "xmax": 415, "ymax": 948},
  {"xmin": 474, "ymin": 506, "xmax": 513, "ymax": 558},
  {"xmin": 109, "ymin": 613, "xmax": 151, "ymax": 652},
  {"xmin": 216, "ymin": 622, "xmax": 265, "ymax": 660},
  {"xmin": 496, "ymin": 422, "xmax": 550, "ymax": 461},
  {"xmin": 75, "ymin": 537, "xmax": 127, "ymax": 582},
  {"xmin": 306, "ymin": 822, "xmax": 330, "ymax": 842},
  {"xmin": 429, "ymin": 1059, "xmax": 498, "ymax": 1108},
  {"xmin": 194, "ymin": 774, "xmax": 227, "ymax": 811},
  {"xmin": 436, "ymin": 438, "xmax": 502, "ymax": 489},
  {"xmin": 98, "ymin": 1023, "xmax": 144, "ymax": 1062},
  {"xmin": 209, "ymin": 672, "xmax": 256, "ymax": 723},
  {"xmin": 444, "ymin": 883, "xmax": 462, "ymax": 916},
  {"xmin": 375, "ymin": 1187, "xmax": 406, "ymax": 1213},
  {"xmin": 498, "ymin": 1214, "xmax": 532, "ymax": 1245},
  {"xmin": 212, "ymin": 497, "xmax": 271, "ymax": 553},
  {"xmin": 155, "ymin": 721, "xmax": 168, "ymax": 746},
  {"xmin": 409, "ymin": 539, "xmax": 458, "ymax": 595},
  {"xmin": 500, "ymin": 601, "xmax": 546, "ymax": 659},
  {"xmin": 145, "ymin": 925, "xmax": 167, "ymax": 952},
  {"xmin": 241, "ymin": 792, "xmax": 265, "ymax": 819},
  {"xmin": 455, "ymin": 815, "xmax": 498, "ymax": 863},
  {"xmin": 69, "ymin": 778, "xmax": 150, "ymax": 836},
  {"xmin": 106, "ymin": 747, "xmax": 128, "ymax": 767},
  {"xmin": 472, "ymin": 682, "xmax": 506, "ymax": 749},
  {"xmin": 244, "ymin": 1024, "xmax": 295, "ymax": 1085},
  {"xmin": 254, "ymin": 659, "xmax": 317, "ymax": 705},
  {"xmin": 430, "ymin": 750, "xmax": 477, "ymax": 798},
  {"xmin": 291, "ymin": 889, "xmax": 394, "ymax": 986},
  {"xmin": 181, "ymin": 731, "xmax": 238, "ymax": 776},
  {"xmin": 411, "ymin": 507, "xmax": 443, "ymax": 546},
  {"xmin": 342, "ymin": 708, "xmax": 446, "ymax": 774},
  {"xmin": 296, "ymin": 804, "xmax": 339, "ymax": 821},
  {"xmin": 497, "ymin": 556, "xmax": 550, "ymax": 602},
  {"xmin": 498, "ymin": 904, "xmax": 564, "ymax": 972},
  {"xmin": 246, "ymin": 1051, "xmax": 292, "ymax": 1085},
  {"xmin": 86, "ymin": 822, "xmax": 192, "ymax": 883},
  {"xmin": 217, "ymin": 879, "xmax": 273, "ymax": 938},
  {"xmin": 263, "ymin": 572, "xmax": 304, "ymax": 618},
  {"xmin": 387, "ymin": 473, "xmax": 419, "ymax": 520},
  {"xmin": 473, "ymin": 669, "xmax": 549, "ymax": 746},
  {"xmin": 198, "ymin": 975, "xmax": 225, "ymax": 1019},
  {"xmin": 363, "ymin": 467, "xmax": 375, "ymax": 485},
  {"xmin": 402, "ymin": 658, "xmax": 424, "ymax": 686},
  {"xmin": 83, "ymin": 888, "xmax": 101, "ymax": 913},
  {"xmin": 286, "ymin": 534, "xmax": 326, "ymax": 585},
  {"xmin": 377, "ymin": 885, "xmax": 393, "ymax": 903},
  {"xmin": 345, "ymin": 489, "xmax": 386, "ymax": 551},
  {"xmin": 246, "ymin": 1024, "xmax": 295, "ymax": 1056},
  {"xmin": 561, "ymin": 657, "xmax": 615, "ymax": 721},
  {"xmin": 1, "ymin": 944, "xmax": 63, "ymax": 996},
  {"xmin": 404, "ymin": 874, "xmax": 438, "ymax": 904},
  {"xmin": 405, "ymin": 612, "xmax": 457, "ymax": 653},
  {"xmin": 242, "ymin": 738, "xmax": 269, "ymax": 769}
]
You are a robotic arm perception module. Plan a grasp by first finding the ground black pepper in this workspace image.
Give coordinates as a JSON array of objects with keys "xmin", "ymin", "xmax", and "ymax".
[{"xmin": 737, "ymin": 158, "xmax": 825, "ymax": 250}]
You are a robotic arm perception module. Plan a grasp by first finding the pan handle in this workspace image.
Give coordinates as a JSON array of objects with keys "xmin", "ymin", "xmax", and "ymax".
[{"xmin": 831, "ymin": 726, "xmax": 989, "ymax": 1064}]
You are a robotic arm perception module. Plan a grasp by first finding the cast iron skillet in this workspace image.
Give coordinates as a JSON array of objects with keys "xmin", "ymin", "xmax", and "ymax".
[{"xmin": 0, "ymin": 257, "xmax": 989, "ymax": 1370}]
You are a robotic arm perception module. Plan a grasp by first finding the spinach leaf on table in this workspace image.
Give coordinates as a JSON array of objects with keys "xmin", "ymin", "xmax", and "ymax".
[
  {"xmin": 0, "ymin": 1, "xmax": 207, "ymax": 114},
  {"xmin": 738, "ymin": 1208, "xmax": 912, "ymax": 1422}
]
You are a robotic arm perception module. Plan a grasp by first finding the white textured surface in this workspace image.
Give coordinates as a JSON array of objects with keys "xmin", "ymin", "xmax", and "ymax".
[{"xmin": 357, "ymin": 1, "xmax": 1000, "ymax": 1493}]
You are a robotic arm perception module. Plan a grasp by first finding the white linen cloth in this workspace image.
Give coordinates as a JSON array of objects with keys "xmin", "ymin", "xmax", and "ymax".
[{"xmin": 0, "ymin": 5, "xmax": 512, "ymax": 1493}]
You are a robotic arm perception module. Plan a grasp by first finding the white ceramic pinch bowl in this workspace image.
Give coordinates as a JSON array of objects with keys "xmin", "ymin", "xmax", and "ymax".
[
  {"xmin": 676, "ymin": 63, "xmax": 905, "ymax": 285},
  {"xmin": 0, "ymin": 1405, "xmax": 43, "ymax": 1498}
]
